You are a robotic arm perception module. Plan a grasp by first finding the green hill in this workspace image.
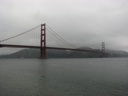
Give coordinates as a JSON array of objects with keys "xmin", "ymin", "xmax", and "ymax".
[{"xmin": 0, "ymin": 48, "xmax": 128, "ymax": 58}]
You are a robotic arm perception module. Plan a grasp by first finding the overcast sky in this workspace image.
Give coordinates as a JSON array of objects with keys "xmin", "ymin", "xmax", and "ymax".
[{"xmin": 0, "ymin": 0, "xmax": 128, "ymax": 54}]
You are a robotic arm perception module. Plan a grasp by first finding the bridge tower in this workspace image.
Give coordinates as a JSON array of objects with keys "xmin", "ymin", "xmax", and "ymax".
[
  {"xmin": 102, "ymin": 42, "xmax": 105, "ymax": 57},
  {"xmin": 40, "ymin": 24, "xmax": 46, "ymax": 59}
]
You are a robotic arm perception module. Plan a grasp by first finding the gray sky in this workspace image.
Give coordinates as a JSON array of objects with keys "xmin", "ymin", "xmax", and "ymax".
[{"xmin": 0, "ymin": 0, "xmax": 128, "ymax": 54}]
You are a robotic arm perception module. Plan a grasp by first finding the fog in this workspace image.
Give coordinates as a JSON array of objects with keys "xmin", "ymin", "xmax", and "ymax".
[{"xmin": 0, "ymin": 0, "xmax": 128, "ymax": 54}]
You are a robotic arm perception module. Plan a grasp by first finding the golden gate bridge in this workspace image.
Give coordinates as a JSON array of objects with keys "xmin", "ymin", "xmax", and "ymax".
[{"xmin": 0, "ymin": 23, "xmax": 105, "ymax": 59}]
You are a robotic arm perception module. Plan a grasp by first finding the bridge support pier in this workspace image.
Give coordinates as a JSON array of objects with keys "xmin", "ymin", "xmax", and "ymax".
[{"xmin": 40, "ymin": 24, "xmax": 46, "ymax": 59}]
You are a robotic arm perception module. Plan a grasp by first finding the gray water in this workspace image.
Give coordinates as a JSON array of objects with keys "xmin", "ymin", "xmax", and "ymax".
[{"xmin": 0, "ymin": 58, "xmax": 128, "ymax": 96}]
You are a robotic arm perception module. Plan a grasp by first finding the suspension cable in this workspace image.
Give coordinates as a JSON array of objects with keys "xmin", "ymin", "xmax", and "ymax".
[
  {"xmin": 0, "ymin": 25, "xmax": 40, "ymax": 42},
  {"xmin": 46, "ymin": 25, "xmax": 76, "ymax": 48}
]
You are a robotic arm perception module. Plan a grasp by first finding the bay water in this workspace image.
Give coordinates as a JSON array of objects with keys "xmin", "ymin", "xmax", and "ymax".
[{"xmin": 0, "ymin": 58, "xmax": 128, "ymax": 96}]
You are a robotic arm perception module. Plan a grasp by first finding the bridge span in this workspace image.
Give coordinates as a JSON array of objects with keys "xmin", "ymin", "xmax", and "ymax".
[
  {"xmin": 0, "ymin": 44, "xmax": 102, "ymax": 53},
  {"xmin": 0, "ymin": 24, "xmax": 106, "ymax": 58}
]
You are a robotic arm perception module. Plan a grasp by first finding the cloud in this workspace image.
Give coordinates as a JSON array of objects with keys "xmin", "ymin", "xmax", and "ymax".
[{"xmin": 0, "ymin": 0, "xmax": 128, "ymax": 54}]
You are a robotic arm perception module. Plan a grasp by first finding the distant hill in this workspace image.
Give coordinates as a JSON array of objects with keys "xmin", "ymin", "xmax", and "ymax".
[
  {"xmin": 106, "ymin": 50, "xmax": 128, "ymax": 57},
  {"xmin": 0, "ymin": 48, "xmax": 128, "ymax": 58}
]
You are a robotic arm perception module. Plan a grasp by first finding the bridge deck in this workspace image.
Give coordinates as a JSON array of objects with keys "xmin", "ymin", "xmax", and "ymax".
[{"xmin": 0, "ymin": 44, "xmax": 102, "ymax": 53}]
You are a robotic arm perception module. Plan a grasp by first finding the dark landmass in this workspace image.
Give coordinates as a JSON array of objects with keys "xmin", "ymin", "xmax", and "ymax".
[{"xmin": 0, "ymin": 48, "xmax": 128, "ymax": 58}]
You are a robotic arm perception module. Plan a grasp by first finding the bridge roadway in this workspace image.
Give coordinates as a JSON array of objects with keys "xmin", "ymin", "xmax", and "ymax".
[{"xmin": 0, "ymin": 44, "xmax": 102, "ymax": 53}]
